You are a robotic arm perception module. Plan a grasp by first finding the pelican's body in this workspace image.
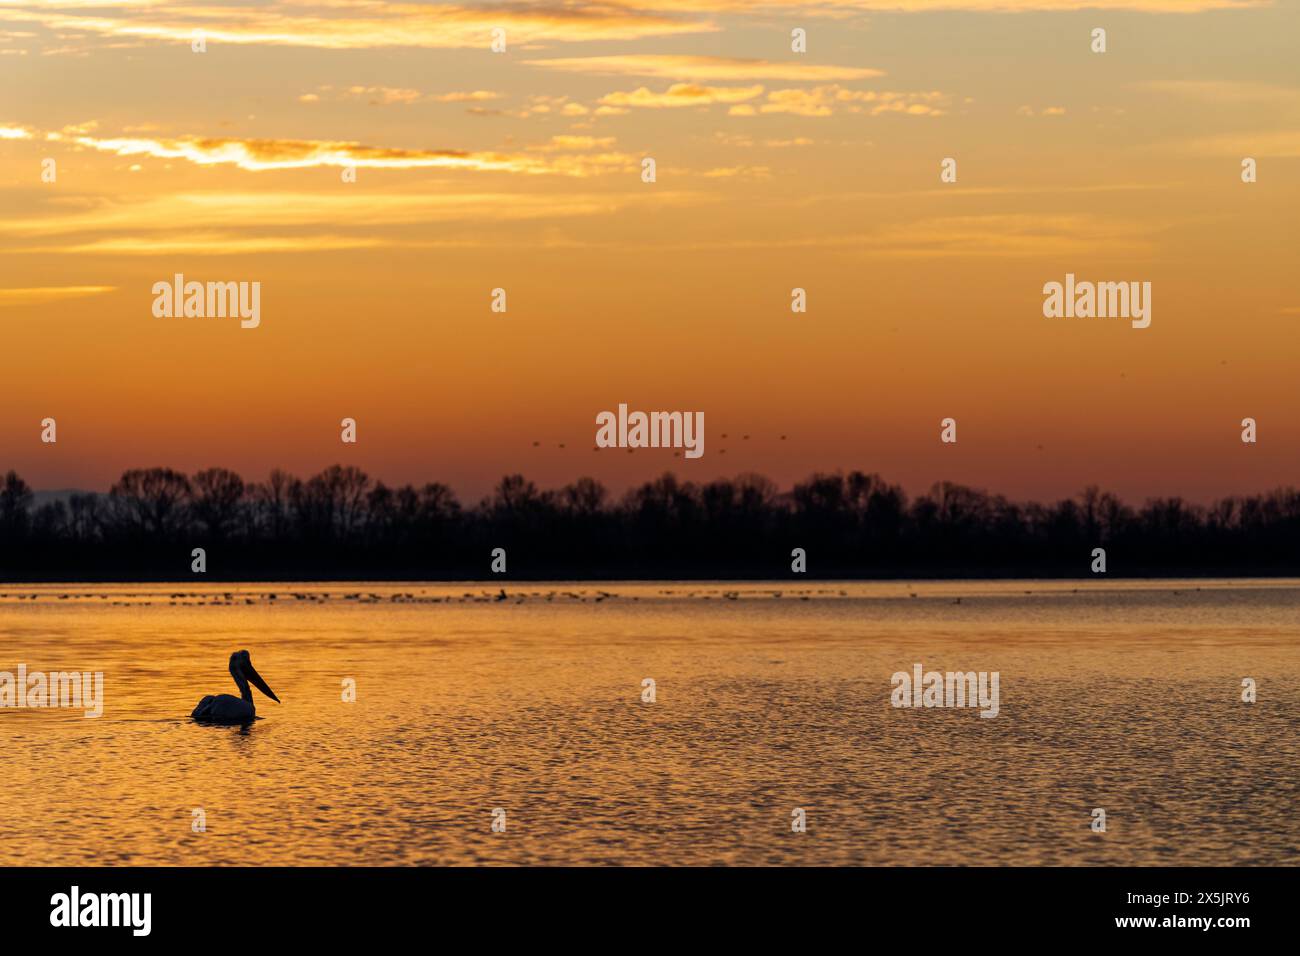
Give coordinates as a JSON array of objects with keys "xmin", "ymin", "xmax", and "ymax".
[{"xmin": 192, "ymin": 650, "xmax": 280, "ymax": 724}]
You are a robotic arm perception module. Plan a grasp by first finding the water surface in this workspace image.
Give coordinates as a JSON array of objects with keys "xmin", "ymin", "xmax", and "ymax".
[{"xmin": 1, "ymin": 579, "xmax": 1296, "ymax": 865}]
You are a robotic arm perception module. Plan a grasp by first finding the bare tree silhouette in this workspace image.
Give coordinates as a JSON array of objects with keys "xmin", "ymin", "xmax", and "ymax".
[{"xmin": 1, "ymin": 465, "xmax": 1297, "ymax": 581}]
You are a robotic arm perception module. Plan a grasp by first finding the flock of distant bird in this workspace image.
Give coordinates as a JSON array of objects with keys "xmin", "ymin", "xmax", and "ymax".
[
  {"xmin": 525, "ymin": 432, "xmax": 788, "ymax": 454},
  {"xmin": 1, "ymin": 586, "xmax": 866, "ymax": 607},
  {"xmin": 3, "ymin": 582, "xmax": 1201, "ymax": 725}
]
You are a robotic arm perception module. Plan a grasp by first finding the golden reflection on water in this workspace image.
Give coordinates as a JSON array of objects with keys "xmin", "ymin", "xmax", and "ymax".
[{"xmin": 1, "ymin": 580, "xmax": 1297, "ymax": 865}]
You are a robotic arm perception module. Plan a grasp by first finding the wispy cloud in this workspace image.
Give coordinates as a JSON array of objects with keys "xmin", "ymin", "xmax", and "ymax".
[
  {"xmin": 0, "ymin": 0, "xmax": 1269, "ymax": 61},
  {"xmin": 1017, "ymin": 104, "xmax": 1067, "ymax": 117},
  {"xmin": 35, "ymin": 124, "xmax": 634, "ymax": 176},
  {"xmin": 57, "ymin": 130, "xmax": 536, "ymax": 173},
  {"xmin": 339, "ymin": 85, "xmax": 426, "ymax": 106},
  {"xmin": 599, "ymin": 83, "xmax": 764, "ymax": 109},
  {"xmin": 734, "ymin": 86, "xmax": 948, "ymax": 118},
  {"xmin": 634, "ymin": 0, "xmax": 1266, "ymax": 10},
  {"xmin": 0, "ymin": 188, "xmax": 717, "ymax": 257},
  {"xmin": 867, "ymin": 213, "xmax": 1157, "ymax": 257},
  {"xmin": 0, "ymin": 1, "xmax": 1264, "ymax": 63},
  {"xmin": 698, "ymin": 165, "xmax": 772, "ymax": 179},
  {"xmin": 0, "ymin": 285, "xmax": 115, "ymax": 305},
  {"xmin": 526, "ymin": 55, "xmax": 883, "ymax": 82},
  {"xmin": 428, "ymin": 90, "xmax": 504, "ymax": 104},
  {"xmin": 674, "ymin": 213, "xmax": 1161, "ymax": 258},
  {"xmin": 13, "ymin": 235, "xmax": 388, "ymax": 256},
  {"xmin": 469, "ymin": 94, "xmax": 593, "ymax": 119},
  {"xmin": 1182, "ymin": 129, "xmax": 1300, "ymax": 156},
  {"xmin": 527, "ymin": 135, "xmax": 618, "ymax": 151},
  {"xmin": 1143, "ymin": 80, "xmax": 1300, "ymax": 104},
  {"xmin": 0, "ymin": 0, "xmax": 718, "ymax": 53},
  {"xmin": 302, "ymin": 85, "xmax": 504, "ymax": 106}
]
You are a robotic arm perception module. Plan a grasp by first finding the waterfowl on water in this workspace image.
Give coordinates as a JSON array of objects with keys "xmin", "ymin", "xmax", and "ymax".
[{"xmin": 191, "ymin": 650, "xmax": 280, "ymax": 724}]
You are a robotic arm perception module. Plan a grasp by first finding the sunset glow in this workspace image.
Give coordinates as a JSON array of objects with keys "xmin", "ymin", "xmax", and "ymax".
[{"xmin": 1, "ymin": 0, "xmax": 1296, "ymax": 504}]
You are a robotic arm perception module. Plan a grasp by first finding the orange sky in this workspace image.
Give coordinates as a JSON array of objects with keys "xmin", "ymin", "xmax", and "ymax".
[{"xmin": 1, "ymin": 0, "xmax": 1297, "ymax": 504}]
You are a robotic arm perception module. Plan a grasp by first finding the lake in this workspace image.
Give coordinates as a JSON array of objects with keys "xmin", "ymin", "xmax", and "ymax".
[{"xmin": 1, "ymin": 579, "xmax": 1296, "ymax": 865}]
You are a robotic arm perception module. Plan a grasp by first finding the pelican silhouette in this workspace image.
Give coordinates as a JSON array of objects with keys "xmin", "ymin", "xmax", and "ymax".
[{"xmin": 191, "ymin": 650, "xmax": 280, "ymax": 723}]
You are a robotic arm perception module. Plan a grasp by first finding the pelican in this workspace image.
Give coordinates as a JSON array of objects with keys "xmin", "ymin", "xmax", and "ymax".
[{"xmin": 191, "ymin": 649, "xmax": 280, "ymax": 723}]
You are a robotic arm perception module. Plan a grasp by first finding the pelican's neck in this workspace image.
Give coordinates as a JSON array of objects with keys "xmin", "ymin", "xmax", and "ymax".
[{"xmin": 231, "ymin": 666, "xmax": 252, "ymax": 702}]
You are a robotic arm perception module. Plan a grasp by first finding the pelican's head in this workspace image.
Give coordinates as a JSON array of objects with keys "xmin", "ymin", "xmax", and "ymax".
[{"xmin": 229, "ymin": 649, "xmax": 280, "ymax": 703}]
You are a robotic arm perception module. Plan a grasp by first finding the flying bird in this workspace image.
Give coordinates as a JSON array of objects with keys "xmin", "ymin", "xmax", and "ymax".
[{"xmin": 191, "ymin": 649, "xmax": 280, "ymax": 724}]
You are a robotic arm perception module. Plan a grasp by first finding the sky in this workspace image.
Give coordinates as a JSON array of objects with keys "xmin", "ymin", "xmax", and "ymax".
[{"xmin": 1, "ymin": 0, "xmax": 1297, "ymax": 505}]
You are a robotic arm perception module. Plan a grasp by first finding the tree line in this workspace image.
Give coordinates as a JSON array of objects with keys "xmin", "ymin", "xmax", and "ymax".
[{"xmin": 1, "ymin": 465, "xmax": 1297, "ymax": 580}]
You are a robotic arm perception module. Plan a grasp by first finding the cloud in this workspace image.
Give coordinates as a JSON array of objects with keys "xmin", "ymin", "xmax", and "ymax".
[
  {"xmin": 537, "ymin": 152, "xmax": 638, "ymax": 176},
  {"xmin": 636, "ymin": 0, "xmax": 1265, "ymax": 9},
  {"xmin": 802, "ymin": 182, "xmax": 1178, "ymax": 203},
  {"xmin": 56, "ymin": 130, "xmax": 537, "ymax": 173},
  {"xmin": 343, "ymin": 85, "xmax": 425, "ymax": 105},
  {"xmin": 303, "ymin": 86, "xmax": 504, "ymax": 106},
  {"xmin": 479, "ymin": 94, "xmax": 592, "ymax": 119},
  {"xmin": 525, "ymin": 55, "xmax": 883, "ymax": 82},
  {"xmin": 1182, "ymin": 129, "xmax": 1300, "ymax": 156},
  {"xmin": 0, "ymin": 189, "xmax": 712, "ymax": 240},
  {"xmin": 750, "ymin": 86, "xmax": 948, "ymax": 117},
  {"xmin": 1143, "ymin": 80, "xmax": 1300, "ymax": 104},
  {"xmin": 11, "ymin": 121, "xmax": 665, "ymax": 179},
  {"xmin": 0, "ymin": 189, "xmax": 716, "ymax": 254},
  {"xmin": 699, "ymin": 165, "xmax": 772, "ymax": 179},
  {"xmin": 718, "ymin": 133, "xmax": 817, "ymax": 147},
  {"xmin": 0, "ymin": 285, "xmax": 115, "ymax": 305},
  {"xmin": 599, "ymin": 84, "xmax": 765, "ymax": 109},
  {"xmin": 673, "ymin": 213, "xmax": 1161, "ymax": 258},
  {"xmin": 0, "ymin": 0, "xmax": 718, "ymax": 53},
  {"xmin": 3, "ymin": 0, "xmax": 1256, "ymax": 59},
  {"xmin": 13, "ymin": 235, "xmax": 388, "ymax": 256},
  {"xmin": 429, "ymin": 90, "xmax": 504, "ymax": 104},
  {"xmin": 528, "ymin": 135, "xmax": 618, "ymax": 151},
  {"xmin": 866, "ymin": 213, "xmax": 1156, "ymax": 256}
]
